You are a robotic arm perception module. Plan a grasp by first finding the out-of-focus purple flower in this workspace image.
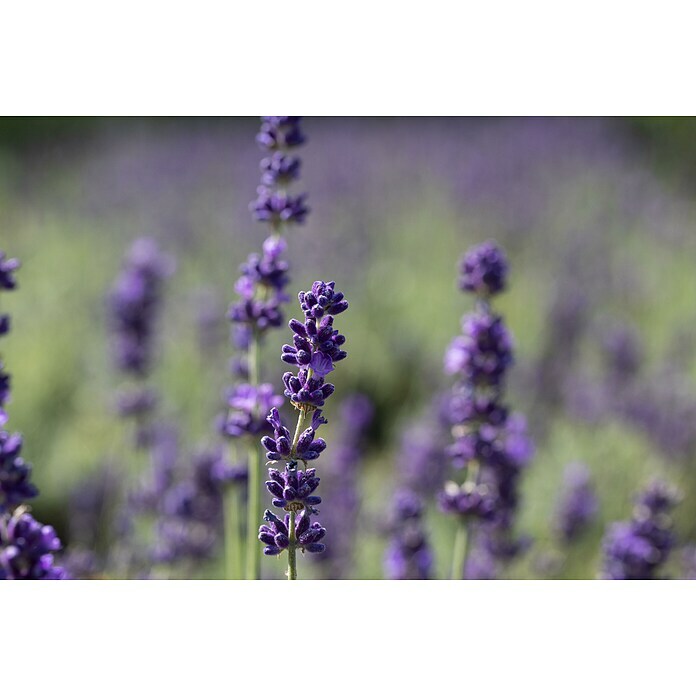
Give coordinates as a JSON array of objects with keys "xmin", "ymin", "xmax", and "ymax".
[
  {"xmin": 459, "ymin": 240, "xmax": 508, "ymax": 297},
  {"xmin": 256, "ymin": 117, "xmax": 306, "ymax": 151},
  {"xmin": 260, "ymin": 151, "xmax": 301, "ymax": 187},
  {"xmin": 115, "ymin": 386, "xmax": 159, "ymax": 419},
  {"xmin": 259, "ymin": 509, "xmax": 325, "ymax": 556},
  {"xmin": 0, "ymin": 510, "xmax": 69, "ymax": 580},
  {"xmin": 219, "ymin": 383, "xmax": 283, "ymax": 439},
  {"xmin": 0, "ymin": 252, "xmax": 20, "ymax": 291},
  {"xmin": 107, "ymin": 237, "xmax": 173, "ymax": 377},
  {"xmin": 444, "ymin": 312, "xmax": 513, "ymax": 388},
  {"xmin": 601, "ymin": 480, "xmax": 679, "ymax": 580},
  {"xmin": 438, "ymin": 480, "xmax": 498, "ymax": 520},
  {"xmin": 554, "ymin": 463, "xmax": 598, "ymax": 544},
  {"xmin": 601, "ymin": 324, "xmax": 643, "ymax": 384},
  {"xmin": 250, "ymin": 187, "xmax": 309, "ymax": 226},
  {"xmin": 384, "ymin": 489, "xmax": 432, "ymax": 580},
  {"xmin": 0, "ymin": 431, "xmax": 38, "ymax": 511},
  {"xmin": 442, "ymin": 242, "xmax": 533, "ymax": 577},
  {"xmin": 0, "ymin": 315, "xmax": 9, "ymax": 337},
  {"xmin": 0, "ymin": 363, "xmax": 10, "ymax": 428}
]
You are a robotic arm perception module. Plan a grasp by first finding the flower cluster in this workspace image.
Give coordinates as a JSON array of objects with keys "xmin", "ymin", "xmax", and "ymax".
[
  {"xmin": 0, "ymin": 509, "xmax": 69, "ymax": 579},
  {"xmin": 601, "ymin": 480, "xmax": 679, "ymax": 580},
  {"xmin": 259, "ymin": 509, "xmax": 325, "ymax": 556},
  {"xmin": 0, "ymin": 431, "xmax": 38, "ymax": 512},
  {"xmin": 441, "ymin": 241, "xmax": 533, "ymax": 577},
  {"xmin": 384, "ymin": 489, "xmax": 433, "ymax": 580},
  {"xmin": 258, "ymin": 282, "xmax": 349, "ymax": 569},
  {"xmin": 219, "ymin": 383, "xmax": 283, "ymax": 439},
  {"xmin": 458, "ymin": 240, "xmax": 508, "ymax": 296},
  {"xmin": 553, "ymin": 463, "xmax": 598, "ymax": 544},
  {"xmin": 107, "ymin": 237, "xmax": 172, "ymax": 379},
  {"xmin": 229, "ymin": 117, "xmax": 309, "ymax": 342},
  {"xmin": 251, "ymin": 117, "xmax": 309, "ymax": 228},
  {"xmin": 278, "ymin": 282, "xmax": 347, "ymax": 409},
  {"xmin": 0, "ymin": 250, "xmax": 67, "ymax": 581},
  {"xmin": 130, "ymin": 431, "xmax": 247, "ymax": 569}
]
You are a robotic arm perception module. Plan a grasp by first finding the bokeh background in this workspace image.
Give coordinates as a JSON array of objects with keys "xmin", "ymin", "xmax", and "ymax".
[{"xmin": 2, "ymin": 116, "xmax": 696, "ymax": 579}]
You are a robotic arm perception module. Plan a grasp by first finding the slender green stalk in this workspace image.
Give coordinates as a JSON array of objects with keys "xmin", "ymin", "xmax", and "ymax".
[
  {"xmin": 287, "ymin": 508, "xmax": 298, "ymax": 580},
  {"xmin": 284, "ymin": 404, "xmax": 311, "ymax": 580},
  {"xmin": 224, "ymin": 486, "xmax": 243, "ymax": 580},
  {"xmin": 450, "ymin": 522, "xmax": 470, "ymax": 580},
  {"xmin": 245, "ymin": 330, "xmax": 262, "ymax": 580}
]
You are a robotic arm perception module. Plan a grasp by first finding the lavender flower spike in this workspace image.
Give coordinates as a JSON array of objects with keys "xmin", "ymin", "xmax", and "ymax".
[
  {"xmin": 441, "ymin": 240, "xmax": 533, "ymax": 580},
  {"xmin": 258, "ymin": 281, "xmax": 349, "ymax": 579},
  {"xmin": 554, "ymin": 463, "xmax": 598, "ymax": 544},
  {"xmin": 0, "ymin": 509, "xmax": 69, "ymax": 580},
  {"xmin": 601, "ymin": 480, "xmax": 679, "ymax": 580}
]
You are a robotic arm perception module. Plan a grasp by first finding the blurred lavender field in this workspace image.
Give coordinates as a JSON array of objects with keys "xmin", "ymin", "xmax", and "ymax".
[{"xmin": 2, "ymin": 116, "xmax": 696, "ymax": 579}]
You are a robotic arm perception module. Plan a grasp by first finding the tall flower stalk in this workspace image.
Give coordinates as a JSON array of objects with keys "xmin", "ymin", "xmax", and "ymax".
[
  {"xmin": 601, "ymin": 480, "xmax": 678, "ymax": 580},
  {"xmin": 222, "ymin": 117, "xmax": 309, "ymax": 580},
  {"xmin": 258, "ymin": 280, "xmax": 349, "ymax": 580},
  {"xmin": 0, "ymin": 251, "xmax": 68, "ymax": 580},
  {"xmin": 439, "ymin": 241, "xmax": 533, "ymax": 579}
]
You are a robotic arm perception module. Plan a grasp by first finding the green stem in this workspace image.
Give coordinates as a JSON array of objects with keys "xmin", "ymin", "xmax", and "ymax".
[
  {"xmin": 450, "ymin": 522, "xmax": 470, "ymax": 580},
  {"xmin": 224, "ymin": 485, "xmax": 243, "ymax": 580},
  {"xmin": 287, "ymin": 508, "xmax": 298, "ymax": 580},
  {"xmin": 450, "ymin": 459, "xmax": 480, "ymax": 580},
  {"xmin": 245, "ymin": 330, "xmax": 262, "ymax": 580}
]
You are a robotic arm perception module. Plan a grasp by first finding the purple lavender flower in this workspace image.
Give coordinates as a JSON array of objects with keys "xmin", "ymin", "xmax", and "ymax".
[
  {"xmin": 219, "ymin": 383, "xmax": 283, "ymax": 439},
  {"xmin": 438, "ymin": 480, "xmax": 498, "ymax": 520},
  {"xmin": 256, "ymin": 117, "xmax": 306, "ymax": 151},
  {"xmin": 0, "ymin": 431, "xmax": 39, "ymax": 511},
  {"xmin": 601, "ymin": 480, "xmax": 678, "ymax": 580},
  {"xmin": 601, "ymin": 324, "xmax": 643, "ymax": 384},
  {"xmin": 442, "ymin": 241, "xmax": 533, "ymax": 579},
  {"xmin": 276, "ymin": 281, "xmax": 348, "ymax": 411},
  {"xmin": 459, "ymin": 240, "xmax": 508, "ymax": 296},
  {"xmin": 0, "ymin": 363, "xmax": 10, "ymax": 428},
  {"xmin": 265, "ymin": 464, "xmax": 322, "ymax": 514},
  {"xmin": 250, "ymin": 187, "xmax": 309, "ymax": 226},
  {"xmin": 384, "ymin": 489, "xmax": 433, "ymax": 580},
  {"xmin": 0, "ymin": 510, "xmax": 69, "ymax": 580},
  {"xmin": 554, "ymin": 463, "xmax": 598, "ymax": 544},
  {"xmin": 261, "ymin": 407, "xmax": 327, "ymax": 465},
  {"xmin": 107, "ymin": 237, "xmax": 172, "ymax": 378},
  {"xmin": 0, "ymin": 252, "xmax": 20, "ymax": 291},
  {"xmin": 259, "ymin": 509, "xmax": 325, "ymax": 556},
  {"xmin": 444, "ymin": 312, "xmax": 513, "ymax": 389},
  {"xmin": 257, "ymin": 281, "xmax": 349, "ymax": 575},
  {"xmin": 260, "ymin": 151, "xmax": 301, "ymax": 187}
]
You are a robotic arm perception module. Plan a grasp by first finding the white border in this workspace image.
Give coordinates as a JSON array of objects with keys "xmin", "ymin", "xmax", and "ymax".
[
  {"xmin": 4, "ymin": 580, "xmax": 694, "ymax": 694},
  {"xmin": 2, "ymin": 1, "xmax": 695, "ymax": 114}
]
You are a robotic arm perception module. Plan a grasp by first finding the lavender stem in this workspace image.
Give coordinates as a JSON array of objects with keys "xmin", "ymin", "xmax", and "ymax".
[
  {"xmin": 451, "ymin": 522, "xmax": 470, "ymax": 580},
  {"xmin": 245, "ymin": 330, "xmax": 262, "ymax": 580},
  {"xmin": 287, "ymin": 508, "xmax": 298, "ymax": 580},
  {"xmin": 224, "ymin": 486, "xmax": 243, "ymax": 580}
]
